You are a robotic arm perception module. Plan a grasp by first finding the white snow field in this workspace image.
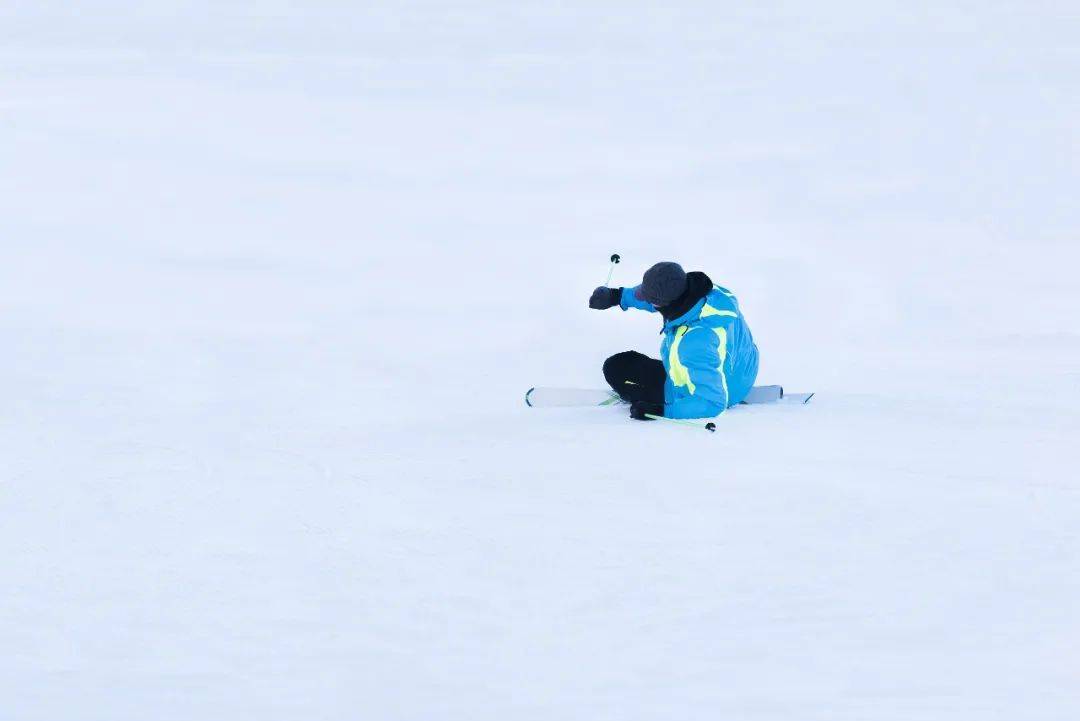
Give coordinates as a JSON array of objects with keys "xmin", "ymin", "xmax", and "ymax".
[{"xmin": 3, "ymin": 2, "xmax": 1080, "ymax": 719}]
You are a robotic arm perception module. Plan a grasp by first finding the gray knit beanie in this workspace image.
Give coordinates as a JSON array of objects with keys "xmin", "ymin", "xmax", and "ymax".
[{"xmin": 634, "ymin": 262, "xmax": 687, "ymax": 307}]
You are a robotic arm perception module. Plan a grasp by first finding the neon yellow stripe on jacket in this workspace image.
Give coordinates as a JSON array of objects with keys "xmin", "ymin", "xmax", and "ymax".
[
  {"xmin": 668, "ymin": 326, "xmax": 696, "ymax": 395},
  {"xmin": 700, "ymin": 304, "xmax": 738, "ymax": 319},
  {"xmin": 713, "ymin": 326, "xmax": 729, "ymax": 404}
]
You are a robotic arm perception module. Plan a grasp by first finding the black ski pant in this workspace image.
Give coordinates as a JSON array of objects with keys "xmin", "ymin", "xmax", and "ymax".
[{"xmin": 603, "ymin": 351, "xmax": 666, "ymax": 404}]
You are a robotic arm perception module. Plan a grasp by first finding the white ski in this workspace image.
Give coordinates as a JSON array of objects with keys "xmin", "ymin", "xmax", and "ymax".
[
  {"xmin": 524, "ymin": 387, "xmax": 625, "ymax": 407},
  {"xmin": 525, "ymin": 385, "xmax": 813, "ymax": 407}
]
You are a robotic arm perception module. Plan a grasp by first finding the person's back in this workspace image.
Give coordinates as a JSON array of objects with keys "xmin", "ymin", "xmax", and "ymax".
[{"xmin": 589, "ymin": 262, "xmax": 759, "ymax": 421}]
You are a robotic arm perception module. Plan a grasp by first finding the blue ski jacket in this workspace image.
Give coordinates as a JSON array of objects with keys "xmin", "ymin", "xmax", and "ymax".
[{"xmin": 621, "ymin": 280, "xmax": 759, "ymax": 419}]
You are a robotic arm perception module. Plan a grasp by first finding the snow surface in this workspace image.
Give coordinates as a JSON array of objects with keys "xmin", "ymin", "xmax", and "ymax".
[{"xmin": 3, "ymin": 2, "xmax": 1080, "ymax": 719}]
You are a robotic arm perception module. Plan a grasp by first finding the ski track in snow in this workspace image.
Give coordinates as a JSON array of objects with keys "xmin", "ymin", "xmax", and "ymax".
[{"xmin": 2, "ymin": 3, "xmax": 1079, "ymax": 720}]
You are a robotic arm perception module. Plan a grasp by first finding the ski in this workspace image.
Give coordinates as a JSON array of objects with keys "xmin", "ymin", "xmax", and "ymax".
[
  {"xmin": 525, "ymin": 387, "xmax": 625, "ymax": 407},
  {"xmin": 778, "ymin": 392, "xmax": 815, "ymax": 404},
  {"xmin": 743, "ymin": 385, "xmax": 783, "ymax": 403},
  {"xmin": 525, "ymin": 385, "xmax": 813, "ymax": 407}
]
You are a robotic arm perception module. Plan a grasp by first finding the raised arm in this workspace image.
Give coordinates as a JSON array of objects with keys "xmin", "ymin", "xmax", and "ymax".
[
  {"xmin": 619, "ymin": 286, "xmax": 658, "ymax": 313},
  {"xmin": 589, "ymin": 285, "xmax": 659, "ymax": 313},
  {"xmin": 589, "ymin": 286, "xmax": 651, "ymax": 312}
]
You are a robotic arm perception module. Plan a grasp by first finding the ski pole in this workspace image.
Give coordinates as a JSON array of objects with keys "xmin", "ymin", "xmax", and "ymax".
[
  {"xmin": 645, "ymin": 414, "xmax": 717, "ymax": 433},
  {"xmin": 603, "ymin": 253, "xmax": 621, "ymax": 286}
]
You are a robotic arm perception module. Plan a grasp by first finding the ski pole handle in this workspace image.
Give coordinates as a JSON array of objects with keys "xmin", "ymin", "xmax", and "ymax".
[
  {"xmin": 645, "ymin": 414, "xmax": 717, "ymax": 432},
  {"xmin": 603, "ymin": 253, "xmax": 621, "ymax": 286}
]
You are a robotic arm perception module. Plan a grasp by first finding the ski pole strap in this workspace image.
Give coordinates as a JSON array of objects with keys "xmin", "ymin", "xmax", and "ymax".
[{"xmin": 644, "ymin": 414, "xmax": 717, "ymax": 432}]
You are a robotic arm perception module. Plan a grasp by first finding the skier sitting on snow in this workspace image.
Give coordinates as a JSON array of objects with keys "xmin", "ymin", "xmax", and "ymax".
[{"xmin": 589, "ymin": 261, "xmax": 759, "ymax": 422}]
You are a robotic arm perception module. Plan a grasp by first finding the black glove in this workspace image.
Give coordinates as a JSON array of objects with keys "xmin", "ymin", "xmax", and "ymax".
[
  {"xmin": 629, "ymin": 400, "xmax": 664, "ymax": 421},
  {"xmin": 588, "ymin": 286, "xmax": 622, "ymax": 310}
]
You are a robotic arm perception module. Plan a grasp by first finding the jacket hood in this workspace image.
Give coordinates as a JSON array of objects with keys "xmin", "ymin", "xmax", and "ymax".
[{"xmin": 660, "ymin": 271, "xmax": 713, "ymax": 327}]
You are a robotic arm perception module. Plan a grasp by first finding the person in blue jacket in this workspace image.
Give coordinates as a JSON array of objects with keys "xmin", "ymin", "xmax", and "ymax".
[{"xmin": 589, "ymin": 262, "xmax": 759, "ymax": 421}]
